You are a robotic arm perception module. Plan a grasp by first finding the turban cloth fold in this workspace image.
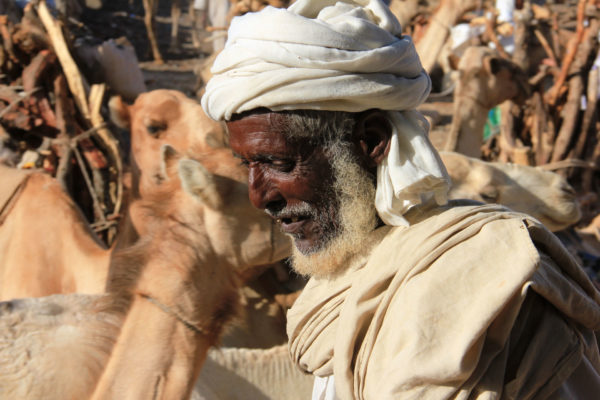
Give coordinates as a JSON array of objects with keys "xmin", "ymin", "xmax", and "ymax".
[{"xmin": 202, "ymin": 0, "xmax": 450, "ymax": 226}]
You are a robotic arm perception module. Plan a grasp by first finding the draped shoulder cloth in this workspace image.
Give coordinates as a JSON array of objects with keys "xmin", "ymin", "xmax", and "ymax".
[
  {"xmin": 201, "ymin": 0, "xmax": 451, "ymax": 226},
  {"xmin": 287, "ymin": 202, "xmax": 600, "ymax": 399}
]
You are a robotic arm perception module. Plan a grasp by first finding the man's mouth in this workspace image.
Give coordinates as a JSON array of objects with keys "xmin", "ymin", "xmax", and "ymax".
[{"xmin": 277, "ymin": 215, "xmax": 311, "ymax": 234}]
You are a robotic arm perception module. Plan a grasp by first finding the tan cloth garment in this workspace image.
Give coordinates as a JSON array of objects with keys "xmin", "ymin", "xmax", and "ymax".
[{"xmin": 287, "ymin": 202, "xmax": 600, "ymax": 399}]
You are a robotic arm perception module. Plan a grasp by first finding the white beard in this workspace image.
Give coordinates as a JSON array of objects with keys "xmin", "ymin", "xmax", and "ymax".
[{"xmin": 291, "ymin": 146, "xmax": 378, "ymax": 279}]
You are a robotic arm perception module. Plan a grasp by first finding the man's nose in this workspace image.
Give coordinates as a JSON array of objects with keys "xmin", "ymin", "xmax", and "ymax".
[{"xmin": 248, "ymin": 166, "xmax": 283, "ymax": 211}]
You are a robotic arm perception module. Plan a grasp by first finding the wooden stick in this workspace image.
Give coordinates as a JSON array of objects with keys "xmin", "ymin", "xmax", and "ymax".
[
  {"xmin": 37, "ymin": 0, "xmax": 91, "ymax": 121},
  {"xmin": 72, "ymin": 144, "xmax": 105, "ymax": 222},
  {"xmin": 551, "ymin": 13, "xmax": 561, "ymax": 61},
  {"xmin": 205, "ymin": 26, "xmax": 228, "ymax": 32},
  {"xmin": 573, "ymin": 66, "xmax": 599, "ymax": 160},
  {"xmin": 538, "ymin": 158, "xmax": 599, "ymax": 170},
  {"xmin": 533, "ymin": 28, "xmax": 558, "ymax": 66},
  {"xmin": 0, "ymin": 87, "xmax": 41, "ymax": 119},
  {"xmin": 550, "ymin": 20, "xmax": 599, "ymax": 162},
  {"xmin": 582, "ymin": 133, "xmax": 600, "ymax": 193},
  {"xmin": 89, "ymin": 83, "xmax": 123, "ymax": 222},
  {"xmin": 55, "ymin": 143, "xmax": 73, "ymax": 191},
  {"xmin": 545, "ymin": 0, "xmax": 586, "ymax": 106},
  {"xmin": 485, "ymin": 18, "xmax": 510, "ymax": 60},
  {"xmin": 512, "ymin": 6, "xmax": 532, "ymax": 71},
  {"xmin": 498, "ymin": 101, "xmax": 516, "ymax": 162}
]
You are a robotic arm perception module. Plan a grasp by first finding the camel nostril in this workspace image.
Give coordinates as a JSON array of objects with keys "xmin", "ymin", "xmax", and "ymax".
[{"xmin": 560, "ymin": 183, "xmax": 576, "ymax": 197}]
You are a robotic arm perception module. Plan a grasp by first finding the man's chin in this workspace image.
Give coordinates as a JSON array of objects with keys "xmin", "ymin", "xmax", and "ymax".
[
  {"xmin": 289, "ymin": 236, "xmax": 321, "ymax": 256},
  {"xmin": 290, "ymin": 231, "xmax": 367, "ymax": 279}
]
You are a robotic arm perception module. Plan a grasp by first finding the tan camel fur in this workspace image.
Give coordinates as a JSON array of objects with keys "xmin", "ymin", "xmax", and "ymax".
[
  {"xmin": 0, "ymin": 294, "xmax": 121, "ymax": 400},
  {"xmin": 415, "ymin": 0, "xmax": 479, "ymax": 73},
  {"xmin": 0, "ymin": 167, "xmax": 109, "ymax": 299},
  {"xmin": 0, "ymin": 145, "xmax": 288, "ymax": 399},
  {"xmin": 442, "ymin": 46, "xmax": 529, "ymax": 158},
  {"xmin": 193, "ymin": 344, "xmax": 314, "ymax": 400},
  {"xmin": 108, "ymin": 89, "xmax": 233, "ymax": 248},
  {"xmin": 0, "ymin": 296, "xmax": 310, "ymax": 400},
  {"xmin": 440, "ymin": 151, "xmax": 581, "ymax": 231},
  {"xmin": 0, "ymin": 90, "xmax": 288, "ymax": 299},
  {"xmin": 109, "ymin": 89, "xmax": 230, "ymax": 199}
]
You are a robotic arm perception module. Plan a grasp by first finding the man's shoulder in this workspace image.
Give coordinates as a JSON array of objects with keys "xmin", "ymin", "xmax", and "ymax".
[
  {"xmin": 375, "ymin": 201, "xmax": 546, "ymax": 273},
  {"xmin": 390, "ymin": 200, "xmax": 546, "ymax": 242}
]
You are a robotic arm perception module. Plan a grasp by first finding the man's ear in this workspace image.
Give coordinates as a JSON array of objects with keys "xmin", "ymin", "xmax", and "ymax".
[{"xmin": 352, "ymin": 110, "xmax": 392, "ymax": 168}]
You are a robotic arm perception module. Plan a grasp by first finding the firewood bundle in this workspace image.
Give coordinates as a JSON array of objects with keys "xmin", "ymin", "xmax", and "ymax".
[
  {"xmin": 0, "ymin": 1, "xmax": 123, "ymax": 245},
  {"xmin": 484, "ymin": 0, "xmax": 599, "ymax": 192}
]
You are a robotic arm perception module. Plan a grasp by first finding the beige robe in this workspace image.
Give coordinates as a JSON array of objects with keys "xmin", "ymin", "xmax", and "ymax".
[{"xmin": 287, "ymin": 202, "xmax": 600, "ymax": 399}]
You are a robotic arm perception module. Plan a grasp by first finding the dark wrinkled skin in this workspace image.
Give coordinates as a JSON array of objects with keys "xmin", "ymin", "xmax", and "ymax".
[
  {"xmin": 227, "ymin": 110, "xmax": 391, "ymax": 254},
  {"xmin": 227, "ymin": 113, "xmax": 339, "ymax": 253}
]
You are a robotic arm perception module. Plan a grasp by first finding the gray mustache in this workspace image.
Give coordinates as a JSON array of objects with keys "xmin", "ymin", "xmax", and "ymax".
[{"xmin": 266, "ymin": 202, "xmax": 317, "ymax": 219}]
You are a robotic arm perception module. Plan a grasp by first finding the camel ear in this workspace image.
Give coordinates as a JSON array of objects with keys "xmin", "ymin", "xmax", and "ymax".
[
  {"xmin": 483, "ymin": 56, "xmax": 502, "ymax": 75},
  {"xmin": 447, "ymin": 53, "xmax": 460, "ymax": 71},
  {"xmin": 158, "ymin": 144, "xmax": 179, "ymax": 181},
  {"xmin": 108, "ymin": 95, "xmax": 131, "ymax": 130},
  {"xmin": 178, "ymin": 159, "xmax": 221, "ymax": 209}
]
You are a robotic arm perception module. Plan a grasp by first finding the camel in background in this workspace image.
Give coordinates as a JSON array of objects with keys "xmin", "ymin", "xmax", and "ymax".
[
  {"xmin": 0, "ymin": 143, "xmax": 288, "ymax": 399},
  {"xmin": 0, "ymin": 89, "xmax": 290, "ymax": 300},
  {"xmin": 440, "ymin": 151, "xmax": 581, "ymax": 232},
  {"xmin": 442, "ymin": 46, "xmax": 529, "ymax": 158}
]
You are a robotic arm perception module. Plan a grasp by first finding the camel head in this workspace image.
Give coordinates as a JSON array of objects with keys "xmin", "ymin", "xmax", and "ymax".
[
  {"xmin": 109, "ymin": 89, "xmax": 229, "ymax": 197},
  {"xmin": 440, "ymin": 152, "xmax": 581, "ymax": 232},
  {"xmin": 444, "ymin": 47, "xmax": 531, "ymax": 158},
  {"xmin": 99, "ymin": 146, "xmax": 292, "ymax": 398},
  {"xmin": 455, "ymin": 46, "xmax": 530, "ymax": 108},
  {"xmin": 137, "ymin": 144, "xmax": 292, "ymax": 275}
]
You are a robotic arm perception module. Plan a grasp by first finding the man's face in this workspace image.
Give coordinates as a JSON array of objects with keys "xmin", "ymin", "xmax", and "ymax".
[{"xmin": 227, "ymin": 112, "xmax": 340, "ymax": 254}]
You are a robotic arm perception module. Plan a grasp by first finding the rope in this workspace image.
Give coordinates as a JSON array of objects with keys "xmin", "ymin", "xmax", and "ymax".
[{"xmin": 140, "ymin": 293, "xmax": 210, "ymax": 336}]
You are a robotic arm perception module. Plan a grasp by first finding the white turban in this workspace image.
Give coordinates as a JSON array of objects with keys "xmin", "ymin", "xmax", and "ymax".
[{"xmin": 201, "ymin": 0, "xmax": 450, "ymax": 226}]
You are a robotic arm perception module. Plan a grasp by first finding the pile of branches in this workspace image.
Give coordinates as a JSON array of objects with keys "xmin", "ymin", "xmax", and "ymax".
[
  {"xmin": 487, "ymin": 0, "xmax": 600, "ymax": 218},
  {"xmin": 401, "ymin": 0, "xmax": 599, "ymax": 219},
  {"xmin": 0, "ymin": 0, "xmax": 122, "ymax": 245}
]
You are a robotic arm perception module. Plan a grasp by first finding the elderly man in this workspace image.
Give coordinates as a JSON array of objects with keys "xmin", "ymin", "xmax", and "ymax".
[{"xmin": 202, "ymin": 1, "xmax": 600, "ymax": 398}]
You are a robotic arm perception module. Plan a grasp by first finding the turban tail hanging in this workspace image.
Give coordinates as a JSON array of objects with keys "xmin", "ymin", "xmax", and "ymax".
[{"xmin": 201, "ymin": 0, "xmax": 451, "ymax": 226}]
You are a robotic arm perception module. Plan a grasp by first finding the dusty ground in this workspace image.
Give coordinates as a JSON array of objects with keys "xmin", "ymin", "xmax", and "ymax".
[{"xmin": 81, "ymin": 0, "xmax": 210, "ymax": 98}]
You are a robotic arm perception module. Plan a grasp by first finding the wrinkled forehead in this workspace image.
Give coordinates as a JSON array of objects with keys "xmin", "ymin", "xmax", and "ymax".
[{"xmin": 226, "ymin": 112, "xmax": 296, "ymax": 156}]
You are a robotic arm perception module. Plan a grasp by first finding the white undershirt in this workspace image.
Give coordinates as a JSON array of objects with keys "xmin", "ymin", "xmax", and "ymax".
[{"xmin": 312, "ymin": 375, "xmax": 338, "ymax": 400}]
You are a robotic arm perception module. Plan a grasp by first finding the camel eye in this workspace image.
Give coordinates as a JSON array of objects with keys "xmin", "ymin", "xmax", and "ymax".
[
  {"xmin": 146, "ymin": 120, "xmax": 166, "ymax": 136},
  {"xmin": 479, "ymin": 187, "xmax": 498, "ymax": 202}
]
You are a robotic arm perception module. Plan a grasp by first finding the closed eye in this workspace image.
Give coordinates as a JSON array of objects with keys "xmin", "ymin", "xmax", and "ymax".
[{"xmin": 270, "ymin": 159, "xmax": 294, "ymax": 172}]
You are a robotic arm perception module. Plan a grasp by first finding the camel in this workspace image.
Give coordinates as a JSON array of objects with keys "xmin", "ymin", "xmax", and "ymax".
[
  {"xmin": 193, "ymin": 344, "xmax": 314, "ymax": 400},
  {"xmin": 0, "ymin": 166, "xmax": 110, "ymax": 299},
  {"xmin": 0, "ymin": 144, "xmax": 289, "ymax": 399},
  {"xmin": 0, "ymin": 293, "xmax": 312, "ymax": 400},
  {"xmin": 109, "ymin": 89, "xmax": 229, "ymax": 198},
  {"xmin": 2, "ymin": 153, "xmax": 581, "ymax": 399},
  {"xmin": 108, "ymin": 89, "xmax": 231, "ymax": 247},
  {"xmin": 440, "ymin": 151, "xmax": 581, "ymax": 232},
  {"xmin": 0, "ymin": 89, "xmax": 288, "ymax": 300},
  {"xmin": 442, "ymin": 46, "xmax": 529, "ymax": 158}
]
